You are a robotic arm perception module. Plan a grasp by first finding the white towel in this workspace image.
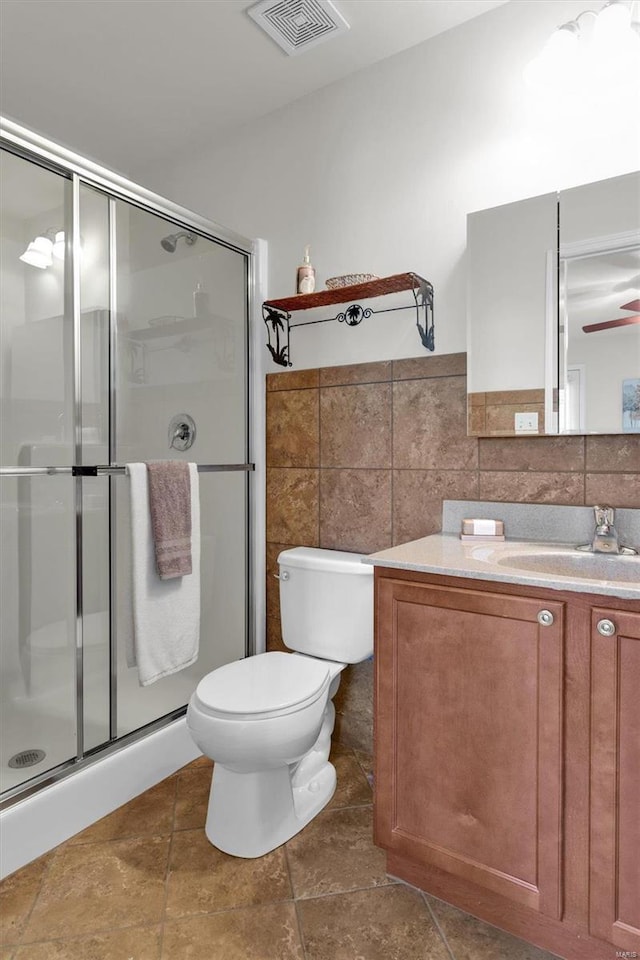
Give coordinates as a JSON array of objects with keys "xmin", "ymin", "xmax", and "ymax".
[{"xmin": 126, "ymin": 462, "xmax": 200, "ymax": 686}]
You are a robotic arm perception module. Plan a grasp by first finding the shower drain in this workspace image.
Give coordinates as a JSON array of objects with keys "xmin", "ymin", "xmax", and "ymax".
[{"xmin": 8, "ymin": 749, "xmax": 46, "ymax": 769}]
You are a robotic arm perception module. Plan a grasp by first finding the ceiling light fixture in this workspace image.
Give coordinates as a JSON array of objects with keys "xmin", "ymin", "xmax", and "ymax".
[
  {"xmin": 524, "ymin": 0, "xmax": 640, "ymax": 89},
  {"xmin": 595, "ymin": 0, "xmax": 633, "ymax": 38}
]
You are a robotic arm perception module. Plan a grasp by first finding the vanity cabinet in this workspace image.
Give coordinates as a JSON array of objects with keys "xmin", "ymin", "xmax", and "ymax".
[
  {"xmin": 590, "ymin": 607, "xmax": 640, "ymax": 951},
  {"xmin": 375, "ymin": 577, "xmax": 564, "ymax": 916},
  {"xmin": 373, "ymin": 567, "xmax": 640, "ymax": 960}
]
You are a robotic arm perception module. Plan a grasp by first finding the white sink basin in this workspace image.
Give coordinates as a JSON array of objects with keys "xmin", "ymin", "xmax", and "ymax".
[{"xmin": 496, "ymin": 552, "xmax": 640, "ymax": 584}]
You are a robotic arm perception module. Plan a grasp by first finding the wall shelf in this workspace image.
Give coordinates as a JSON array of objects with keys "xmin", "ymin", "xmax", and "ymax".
[
  {"xmin": 126, "ymin": 316, "xmax": 218, "ymax": 341},
  {"xmin": 262, "ymin": 271, "xmax": 434, "ymax": 368}
]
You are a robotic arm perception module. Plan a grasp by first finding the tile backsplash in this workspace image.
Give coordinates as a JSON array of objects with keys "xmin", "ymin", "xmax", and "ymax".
[{"xmin": 265, "ymin": 353, "xmax": 640, "ymax": 751}]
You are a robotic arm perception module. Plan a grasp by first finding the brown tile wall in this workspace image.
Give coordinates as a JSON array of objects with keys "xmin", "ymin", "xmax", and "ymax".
[
  {"xmin": 468, "ymin": 388, "xmax": 546, "ymax": 436},
  {"xmin": 266, "ymin": 353, "xmax": 640, "ymax": 752}
]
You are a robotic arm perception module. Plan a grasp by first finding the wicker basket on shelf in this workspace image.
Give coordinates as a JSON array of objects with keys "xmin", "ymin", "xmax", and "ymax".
[{"xmin": 325, "ymin": 273, "xmax": 378, "ymax": 289}]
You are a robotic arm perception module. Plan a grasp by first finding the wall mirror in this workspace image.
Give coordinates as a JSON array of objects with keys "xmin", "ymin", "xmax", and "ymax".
[{"xmin": 467, "ymin": 171, "xmax": 640, "ymax": 437}]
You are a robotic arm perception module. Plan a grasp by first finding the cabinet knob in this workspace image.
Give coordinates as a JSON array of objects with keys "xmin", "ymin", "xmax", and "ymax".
[
  {"xmin": 596, "ymin": 618, "xmax": 616, "ymax": 637},
  {"xmin": 537, "ymin": 610, "xmax": 554, "ymax": 626}
]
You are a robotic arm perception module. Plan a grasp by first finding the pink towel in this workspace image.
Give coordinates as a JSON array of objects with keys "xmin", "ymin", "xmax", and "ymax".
[{"xmin": 146, "ymin": 461, "xmax": 192, "ymax": 579}]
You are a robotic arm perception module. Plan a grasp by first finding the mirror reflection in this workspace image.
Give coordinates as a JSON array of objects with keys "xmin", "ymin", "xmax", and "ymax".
[
  {"xmin": 467, "ymin": 172, "xmax": 640, "ymax": 437},
  {"xmin": 559, "ymin": 174, "xmax": 640, "ymax": 435}
]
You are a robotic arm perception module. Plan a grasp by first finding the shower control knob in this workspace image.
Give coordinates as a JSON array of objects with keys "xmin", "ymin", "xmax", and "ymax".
[
  {"xmin": 168, "ymin": 413, "xmax": 196, "ymax": 451},
  {"xmin": 537, "ymin": 610, "xmax": 554, "ymax": 627},
  {"xmin": 596, "ymin": 619, "xmax": 616, "ymax": 637}
]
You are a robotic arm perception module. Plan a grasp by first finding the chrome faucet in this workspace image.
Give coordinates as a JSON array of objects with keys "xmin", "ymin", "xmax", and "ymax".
[{"xmin": 577, "ymin": 505, "xmax": 638, "ymax": 556}]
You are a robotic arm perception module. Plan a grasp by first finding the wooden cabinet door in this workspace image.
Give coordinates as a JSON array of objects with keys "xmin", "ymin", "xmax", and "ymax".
[
  {"xmin": 375, "ymin": 577, "xmax": 564, "ymax": 919},
  {"xmin": 590, "ymin": 607, "xmax": 640, "ymax": 951}
]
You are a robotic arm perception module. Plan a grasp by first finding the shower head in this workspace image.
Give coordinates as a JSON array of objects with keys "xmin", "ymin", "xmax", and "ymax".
[{"xmin": 160, "ymin": 231, "xmax": 196, "ymax": 253}]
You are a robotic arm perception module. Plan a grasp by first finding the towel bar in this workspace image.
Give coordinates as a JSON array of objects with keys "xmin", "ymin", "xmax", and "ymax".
[{"xmin": 0, "ymin": 464, "xmax": 255, "ymax": 477}]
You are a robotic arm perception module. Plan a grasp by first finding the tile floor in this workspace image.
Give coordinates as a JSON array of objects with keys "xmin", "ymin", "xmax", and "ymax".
[{"xmin": 1, "ymin": 746, "xmax": 560, "ymax": 959}]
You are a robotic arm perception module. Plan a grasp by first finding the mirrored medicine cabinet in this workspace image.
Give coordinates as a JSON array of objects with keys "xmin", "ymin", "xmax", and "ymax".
[{"xmin": 467, "ymin": 171, "xmax": 640, "ymax": 437}]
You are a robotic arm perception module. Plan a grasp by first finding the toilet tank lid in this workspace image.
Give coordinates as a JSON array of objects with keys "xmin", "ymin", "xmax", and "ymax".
[{"xmin": 278, "ymin": 547, "xmax": 373, "ymax": 575}]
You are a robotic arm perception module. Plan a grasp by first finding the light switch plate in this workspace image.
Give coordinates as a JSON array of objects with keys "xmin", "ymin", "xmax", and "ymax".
[{"xmin": 515, "ymin": 412, "xmax": 539, "ymax": 433}]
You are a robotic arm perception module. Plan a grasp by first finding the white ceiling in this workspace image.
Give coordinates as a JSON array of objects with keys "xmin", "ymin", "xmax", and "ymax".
[
  {"xmin": 566, "ymin": 250, "xmax": 640, "ymax": 332},
  {"xmin": 0, "ymin": 0, "xmax": 508, "ymax": 178},
  {"xmin": 0, "ymin": 149, "xmax": 64, "ymax": 221}
]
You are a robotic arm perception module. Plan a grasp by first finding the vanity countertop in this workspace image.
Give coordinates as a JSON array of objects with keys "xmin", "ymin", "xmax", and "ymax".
[{"xmin": 366, "ymin": 534, "xmax": 640, "ymax": 601}]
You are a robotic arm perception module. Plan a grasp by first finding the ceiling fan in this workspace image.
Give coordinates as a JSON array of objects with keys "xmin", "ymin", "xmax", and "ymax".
[{"xmin": 582, "ymin": 298, "xmax": 640, "ymax": 333}]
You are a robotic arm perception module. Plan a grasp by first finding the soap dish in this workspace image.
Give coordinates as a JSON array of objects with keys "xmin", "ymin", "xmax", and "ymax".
[
  {"xmin": 460, "ymin": 534, "xmax": 506, "ymax": 542},
  {"xmin": 326, "ymin": 273, "xmax": 378, "ymax": 289},
  {"xmin": 460, "ymin": 518, "xmax": 505, "ymax": 541}
]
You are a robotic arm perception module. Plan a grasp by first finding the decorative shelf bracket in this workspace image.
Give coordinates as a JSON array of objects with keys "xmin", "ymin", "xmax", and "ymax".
[
  {"xmin": 263, "ymin": 303, "xmax": 293, "ymax": 368},
  {"xmin": 263, "ymin": 272, "xmax": 434, "ymax": 368}
]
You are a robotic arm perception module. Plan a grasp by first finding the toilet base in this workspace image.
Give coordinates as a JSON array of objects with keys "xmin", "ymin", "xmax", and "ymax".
[
  {"xmin": 204, "ymin": 698, "xmax": 338, "ymax": 858},
  {"xmin": 205, "ymin": 759, "xmax": 336, "ymax": 858}
]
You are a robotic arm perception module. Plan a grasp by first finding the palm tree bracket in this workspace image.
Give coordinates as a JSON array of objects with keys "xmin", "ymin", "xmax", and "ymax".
[{"xmin": 263, "ymin": 305, "xmax": 292, "ymax": 368}]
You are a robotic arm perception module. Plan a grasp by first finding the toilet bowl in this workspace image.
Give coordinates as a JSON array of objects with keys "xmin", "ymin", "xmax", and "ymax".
[
  {"xmin": 186, "ymin": 547, "xmax": 373, "ymax": 858},
  {"xmin": 187, "ymin": 651, "xmax": 345, "ymax": 857}
]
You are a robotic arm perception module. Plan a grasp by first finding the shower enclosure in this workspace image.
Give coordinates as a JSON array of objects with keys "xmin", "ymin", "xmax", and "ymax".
[{"xmin": 0, "ymin": 122, "xmax": 255, "ymax": 805}]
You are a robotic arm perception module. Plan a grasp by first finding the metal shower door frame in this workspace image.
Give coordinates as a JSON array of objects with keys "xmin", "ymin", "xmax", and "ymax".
[{"xmin": 0, "ymin": 117, "xmax": 256, "ymax": 807}]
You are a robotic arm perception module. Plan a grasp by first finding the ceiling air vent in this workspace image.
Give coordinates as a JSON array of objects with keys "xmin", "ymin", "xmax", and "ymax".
[{"xmin": 248, "ymin": 0, "xmax": 350, "ymax": 56}]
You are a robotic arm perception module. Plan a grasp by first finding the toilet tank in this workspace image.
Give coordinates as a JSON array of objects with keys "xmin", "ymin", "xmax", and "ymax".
[{"xmin": 278, "ymin": 547, "xmax": 373, "ymax": 663}]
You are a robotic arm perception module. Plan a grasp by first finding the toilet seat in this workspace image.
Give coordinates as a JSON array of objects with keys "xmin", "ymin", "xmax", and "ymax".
[{"xmin": 193, "ymin": 651, "xmax": 330, "ymax": 721}]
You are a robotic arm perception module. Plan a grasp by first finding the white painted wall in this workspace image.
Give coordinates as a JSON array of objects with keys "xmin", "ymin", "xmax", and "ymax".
[
  {"xmin": 568, "ymin": 325, "xmax": 639, "ymax": 433},
  {"xmin": 561, "ymin": 172, "xmax": 640, "ymax": 245},
  {"xmin": 140, "ymin": 0, "xmax": 640, "ymax": 373}
]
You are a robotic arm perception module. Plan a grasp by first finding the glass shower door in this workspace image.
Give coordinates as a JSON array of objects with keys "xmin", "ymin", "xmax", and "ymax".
[
  {"xmin": 1, "ymin": 143, "xmax": 251, "ymax": 799},
  {"xmin": 80, "ymin": 191, "xmax": 250, "ymax": 742},
  {"xmin": 0, "ymin": 150, "xmax": 77, "ymax": 793},
  {"xmin": 112, "ymin": 198, "xmax": 249, "ymax": 736}
]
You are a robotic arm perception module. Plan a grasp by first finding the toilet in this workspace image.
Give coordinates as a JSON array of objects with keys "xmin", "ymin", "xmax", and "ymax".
[{"xmin": 186, "ymin": 546, "xmax": 373, "ymax": 858}]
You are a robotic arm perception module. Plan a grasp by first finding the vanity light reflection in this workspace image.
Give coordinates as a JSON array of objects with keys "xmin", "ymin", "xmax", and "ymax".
[{"xmin": 19, "ymin": 229, "xmax": 81, "ymax": 268}]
